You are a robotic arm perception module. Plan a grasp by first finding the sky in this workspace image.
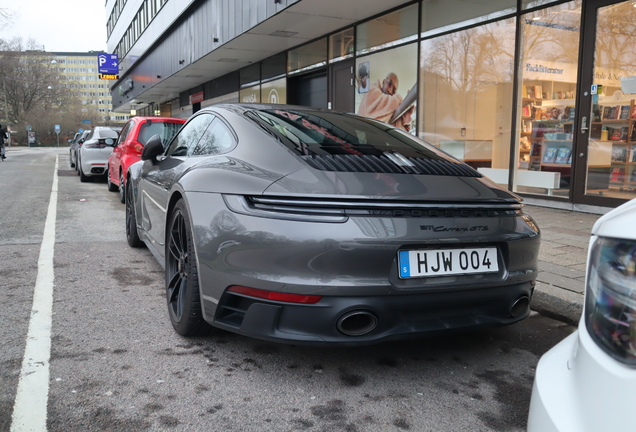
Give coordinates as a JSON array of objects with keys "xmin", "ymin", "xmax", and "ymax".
[{"xmin": 0, "ymin": 0, "xmax": 108, "ymax": 53}]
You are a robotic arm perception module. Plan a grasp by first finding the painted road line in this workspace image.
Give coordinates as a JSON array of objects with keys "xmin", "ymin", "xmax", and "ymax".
[{"xmin": 11, "ymin": 156, "xmax": 58, "ymax": 432}]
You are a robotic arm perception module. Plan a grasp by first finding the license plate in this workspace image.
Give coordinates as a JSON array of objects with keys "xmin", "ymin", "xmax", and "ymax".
[{"xmin": 398, "ymin": 247, "xmax": 499, "ymax": 278}]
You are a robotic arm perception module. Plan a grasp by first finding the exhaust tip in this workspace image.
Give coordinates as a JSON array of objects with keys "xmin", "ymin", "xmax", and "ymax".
[
  {"xmin": 509, "ymin": 295, "xmax": 530, "ymax": 318},
  {"xmin": 336, "ymin": 310, "xmax": 378, "ymax": 336}
]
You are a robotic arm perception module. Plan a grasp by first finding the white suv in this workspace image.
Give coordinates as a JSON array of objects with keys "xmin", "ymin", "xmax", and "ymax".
[{"xmin": 528, "ymin": 199, "xmax": 636, "ymax": 431}]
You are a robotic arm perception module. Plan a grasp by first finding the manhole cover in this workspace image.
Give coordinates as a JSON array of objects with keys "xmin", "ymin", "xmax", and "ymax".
[{"xmin": 58, "ymin": 170, "xmax": 77, "ymax": 176}]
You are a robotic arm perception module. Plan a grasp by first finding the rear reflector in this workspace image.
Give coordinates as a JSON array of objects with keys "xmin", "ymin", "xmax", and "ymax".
[{"xmin": 228, "ymin": 286, "xmax": 322, "ymax": 304}]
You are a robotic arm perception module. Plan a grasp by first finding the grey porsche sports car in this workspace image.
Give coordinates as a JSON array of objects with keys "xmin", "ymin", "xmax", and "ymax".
[{"xmin": 126, "ymin": 104, "xmax": 540, "ymax": 345}]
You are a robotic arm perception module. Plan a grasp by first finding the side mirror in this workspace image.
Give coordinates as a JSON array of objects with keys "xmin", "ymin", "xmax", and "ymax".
[
  {"xmin": 105, "ymin": 138, "xmax": 115, "ymax": 146},
  {"xmin": 67, "ymin": 139, "xmax": 73, "ymax": 143},
  {"xmin": 78, "ymin": 139, "xmax": 84, "ymax": 145},
  {"xmin": 141, "ymin": 134, "xmax": 164, "ymax": 163}
]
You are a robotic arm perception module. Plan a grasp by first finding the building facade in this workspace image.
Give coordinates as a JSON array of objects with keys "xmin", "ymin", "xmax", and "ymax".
[{"xmin": 106, "ymin": 0, "xmax": 636, "ymax": 212}]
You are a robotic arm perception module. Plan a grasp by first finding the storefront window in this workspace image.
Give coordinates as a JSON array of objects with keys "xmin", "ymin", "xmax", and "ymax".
[
  {"xmin": 522, "ymin": 0, "xmax": 561, "ymax": 10},
  {"xmin": 584, "ymin": 1, "xmax": 636, "ymax": 200},
  {"xmin": 288, "ymin": 38, "xmax": 327, "ymax": 74},
  {"xmin": 419, "ymin": 19, "xmax": 516, "ymax": 173},
  {"xmin": 261, "ymin": 53, "xmax": 286, "ymax": 81},
  {"xmin": 329, "ymin": 28, "xmax": 354, "ymax": 63},
  {"xmin": 514, "ymin": 1, "xmax": 581, "ymax": 197},
  {"xmin": 355, "ymin": 43, "xmax": 418, "ymax": 134},
  {"xmin": 240, "ymin": 63, "xmax": 260, "ymax": 88},
  {"xmin": 261, "ymin": 78, "xmax": 287, "ymax": 105},
  {"xmin": 356, "ymin": 4, "xmax": 418, "ymax": 55},
  {"xmin": 421, "ymin": 0, "xmax": 516, "ymax": 37},
  {"xmin": 239, "ymin": 86, "xmax": 260, "ymax": 103}
]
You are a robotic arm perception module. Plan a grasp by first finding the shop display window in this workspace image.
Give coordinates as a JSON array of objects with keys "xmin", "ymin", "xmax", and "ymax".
[
  {"xmin": 288, "ymin": 38, "xmax": 327, "ymax": 74},
  {"xmin": 419, "ymin": 19, "xmax": 516, "ymax": 172},
  {"xmin": 522, "ymin": 0, "xmax": 562, "ymax": 10},
  {"xmin": 329, "ymin": 28, "xmax": 354, "ymax": 63},
  {"xmin": 355, "ymin": 43, "xmax": 418, "ymax": 134},
  {"xmin": 584, "ymin": 1, "xmax": 636, "ymax": 200},
  {"xmin": 515, "ymin": 1, "xmax": 581, "ymax": 197},
  {"xmin": 421, "ymin": 0, "xmax": 516, "ymax": 37},
  {"xmin": 261, "ymin": 53, "xmax": 286, "ymax": 81},
  {"xmin": 356, "ymin": 4, "xmax": 418, "ymax": 55}
]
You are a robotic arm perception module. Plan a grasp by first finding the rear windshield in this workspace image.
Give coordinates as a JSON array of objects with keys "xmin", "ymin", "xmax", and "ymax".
[
  {"xmin": 245, "ymin": 108, "xmax": 454, "ymax": 162},
  {"xmin": 93, "ymin": 128, "xmax": 119, "ymax": 139},
  {"xmin": 139, "ymin": 121, "xmax": 183, "ymax": 147}
]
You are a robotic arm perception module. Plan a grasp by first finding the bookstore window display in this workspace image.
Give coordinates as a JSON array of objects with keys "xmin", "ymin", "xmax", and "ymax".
[
  {"xmin": 418, "ymin": 19, "xmax": 515, "ymax": 172},
  {"xmin": 583, "ymin": 0, "xmax": 636, "ymax": 201},
  {"xmin": 515, "ymin": 1, "xmax": 581, "ymax": 197}
]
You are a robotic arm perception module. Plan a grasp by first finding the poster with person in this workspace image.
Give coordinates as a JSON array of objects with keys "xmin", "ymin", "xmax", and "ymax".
[{"xmin": 355, "ymin": 43, "xmax": 418, "ymax": 134}]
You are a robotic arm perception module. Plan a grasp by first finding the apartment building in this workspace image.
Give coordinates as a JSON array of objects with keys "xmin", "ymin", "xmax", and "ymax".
[{"xmin": 51, "ymin": 51, "xmax": 129, "ymax": 124}]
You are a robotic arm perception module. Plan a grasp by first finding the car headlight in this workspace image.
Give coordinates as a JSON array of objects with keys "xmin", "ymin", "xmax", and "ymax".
[{"xmin": 585, "ymin": 236, "xmax": 636, "ymax": 367}]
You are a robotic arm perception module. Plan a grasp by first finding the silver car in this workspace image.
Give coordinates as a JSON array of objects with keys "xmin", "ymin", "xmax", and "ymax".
[
  {"xmin": 126, "ymin": 104, "xmax": 541, "ymax": 345},
  {"xmin": 77, "ymin": 127, "xmax": 120, "ymax": 182}
]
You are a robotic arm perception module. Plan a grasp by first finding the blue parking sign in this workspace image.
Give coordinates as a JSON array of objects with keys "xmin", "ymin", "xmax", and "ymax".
[{"xmin": 97, "ymin": 54, "xmax": 119, "ymax": 75}]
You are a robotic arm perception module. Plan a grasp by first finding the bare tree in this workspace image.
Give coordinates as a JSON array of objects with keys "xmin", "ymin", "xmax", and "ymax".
[
  {"xmin": 0, "ymin": 7, "xmax": 15, "ymax": 27},
  {"xmin": 0, "ymin": 37, "xmax": 80, "ymax": 143}
]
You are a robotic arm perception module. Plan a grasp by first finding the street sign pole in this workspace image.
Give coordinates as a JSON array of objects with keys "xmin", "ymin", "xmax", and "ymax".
[{"xmin": 54, "ymin": 124, "xmax": 60, "ymax": 147}]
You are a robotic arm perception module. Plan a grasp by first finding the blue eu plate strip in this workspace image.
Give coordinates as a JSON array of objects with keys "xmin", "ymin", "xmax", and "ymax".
[{"xmin": 399, "ymin": 251, "xmax": 410, "ymax": 277}]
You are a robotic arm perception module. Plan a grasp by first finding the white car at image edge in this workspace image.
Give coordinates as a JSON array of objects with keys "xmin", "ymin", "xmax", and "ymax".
[{"xmin": 527, "ymin": 198, "xmax": 636, "ymax": 431}]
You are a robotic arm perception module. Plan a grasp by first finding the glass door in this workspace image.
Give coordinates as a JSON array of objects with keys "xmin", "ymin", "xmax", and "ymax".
[{"xmin": 573, "ymin": 0, "xmax": 636, "ymax": 206}]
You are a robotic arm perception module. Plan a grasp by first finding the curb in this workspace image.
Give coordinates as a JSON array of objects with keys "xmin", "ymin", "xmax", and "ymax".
[{"xmin": 530, "ymin": 281, "xmax": 583, "ymax": 327}]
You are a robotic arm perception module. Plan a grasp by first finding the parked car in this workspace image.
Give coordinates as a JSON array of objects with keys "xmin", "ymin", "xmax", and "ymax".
[
  {"xmin": 76, "ymin": 127, "xmax": 120, "ymax": 182},
  {"xmin": 69, "ymin": 130, "xmax": 90, "ymax": 169},
  {"xmin": 527, "ymin": 198, "xmax": 636, "ymax": 432},
  {"xmin": 107, "ymin": 116, "xmax": 185, "ymax": 203},
  {"xmin": 125, "ymin": 104, "xmax": 540, "ymax": 343}
]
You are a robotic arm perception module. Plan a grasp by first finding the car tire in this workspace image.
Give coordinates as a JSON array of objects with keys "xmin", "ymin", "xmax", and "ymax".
[
  {"xmin": 165, "ymin": 199, "xmax": 212, "ymax": 336},
  {"xmin": 125, "ymin": 180, "xmax": 143, "ymax": 248},
  {"xmin": 118, "ymin": 172, "xmax": 126, "ymax": 203},
  {"xmin": 78, "ymin": 160, "xmax": 91, "ymax": 182},
  {"xmin": 107, "ymin": 170, "xmax": 118, "ymax": 192}
]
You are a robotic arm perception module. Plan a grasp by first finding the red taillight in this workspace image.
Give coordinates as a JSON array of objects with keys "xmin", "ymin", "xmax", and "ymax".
[
  {"xmin": 227, "ymin": 286, "xmax": 322, "ymax": 304},
  {"xmin": 132, "ymin": 141, "xmax": 144, "ymax": 155}
]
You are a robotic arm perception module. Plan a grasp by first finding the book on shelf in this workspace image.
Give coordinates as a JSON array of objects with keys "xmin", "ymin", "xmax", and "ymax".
[
  {"xmin": 592, "ymin": 104, "xmax": 601, "ymax": 122},
  {"xmin": 567, "ymin": 154, "xmax": 572, "ymax": 164},
  {"xmin": 525, "ymin": 86, "xmax": 534, "ymax": 99},
  {"xmin": 611, "ymin": 167, "xmax": 625, "ymax": 183},
  {"xmin": 522, "ymin": 85, "xmax": 528, "ymax": 98},
  {"xmin": 632, "ymin": 105, "xmax": 636, "ymax": 119},
  {"xmin": 620, "ymin": 105, "xmax": 631, "ymax": 119},
  {"xmin": 631, "ymin": 170, "xmax": 636, "ymax": 183},
  {"xmin": 611, "ymin": 145, "xmax": 627, "ymax": 162},
  {"xmin": 530, "ymin": 142, "xmax": 542, "ymax": 156},
  {"xmin": 533, "ymin": 107, "xmax": 543, "ymax": 120},
  {"xmin": 565, "ymin": 106, "xmax": 576, "ymax": 122},
  {"xmin": 543, "ymin": 147, "xmax": 557, "ymax": 163},
  {"xmin": 601, "ymin": 106, "xmax": 610, "ymax": 120},
  {"xmin": 534, "ymin": 85, "xmax": 543, "ymax": 99},
  {"xmin": 632, "ymin": 144, "xmax": 636, "ymax": 163},
  {"xmin": 608, "ymin": 127, "xmax": 628, "ymax": 141},
  {"xmin": 555, "ymin": 147, "xmax": 571, "ymax": 164}
]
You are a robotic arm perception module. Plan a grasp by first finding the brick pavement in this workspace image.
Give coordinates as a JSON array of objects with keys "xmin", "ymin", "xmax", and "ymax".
[{"xmin": 524, "ymin": 204, "xmax": 604, "ymax": 325}]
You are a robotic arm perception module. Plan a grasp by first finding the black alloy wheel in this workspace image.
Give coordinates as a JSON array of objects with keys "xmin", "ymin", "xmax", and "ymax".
[
  {"xmin": 107, "ymin": 169, "xmax": 118, "ymax": 192},
  {"xmin": 118, "ymin": 172, "xmax": 126, "ymax": 203},
  {"xmin": 125, "ymin": 179, "xmax": 143, "ymax": 248},
  {"xmin": 165, "ymin": 199, "xmax": 211, "ymax": 336}
]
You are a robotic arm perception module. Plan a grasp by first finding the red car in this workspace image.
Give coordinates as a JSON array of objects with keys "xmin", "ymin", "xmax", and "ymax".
[{"xmin": 107, "ymin": 116, "xmax": 185, "ymax": 202}]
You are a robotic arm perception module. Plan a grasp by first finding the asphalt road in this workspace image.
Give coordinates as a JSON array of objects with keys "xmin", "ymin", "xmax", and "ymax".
[{"xmin": 1, "ymin": 148, "xmax": 575, "ymax": 432}]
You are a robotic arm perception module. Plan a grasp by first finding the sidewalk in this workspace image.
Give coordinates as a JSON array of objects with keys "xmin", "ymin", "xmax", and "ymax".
[{"xmin": 525, "ymin": 204, "xmax": 603, "ymax": 325}]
